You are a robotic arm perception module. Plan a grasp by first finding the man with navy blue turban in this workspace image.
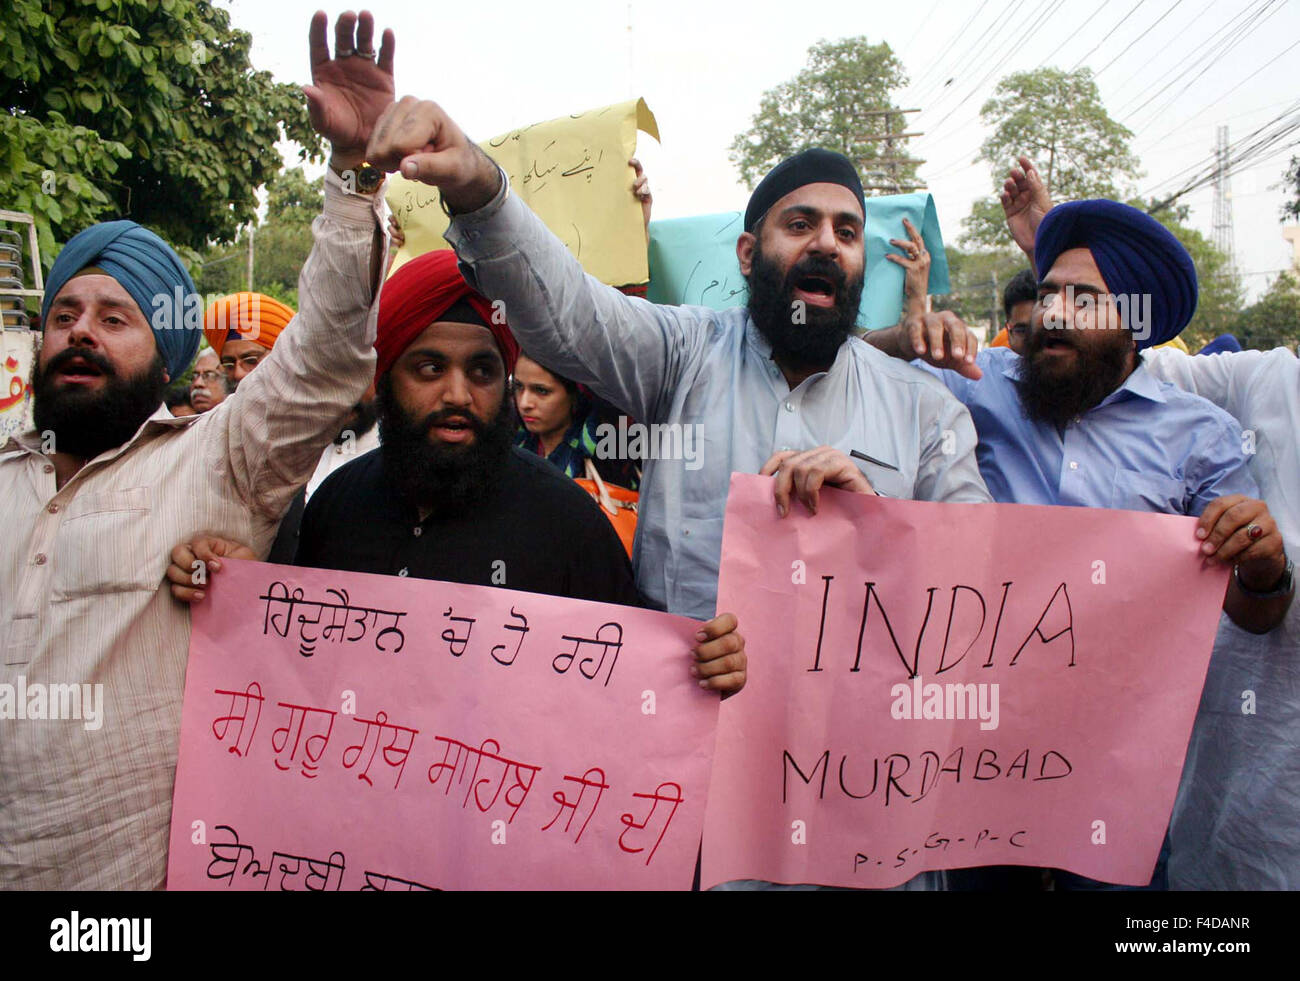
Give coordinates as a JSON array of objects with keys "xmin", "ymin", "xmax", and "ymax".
[
  {"xmin": 866, "ymin": 159, "xmax": 1291, "ymax": 890},
  {"xmin": 0, "ymin": 10, "xmax": 401, "ymax": 890}
]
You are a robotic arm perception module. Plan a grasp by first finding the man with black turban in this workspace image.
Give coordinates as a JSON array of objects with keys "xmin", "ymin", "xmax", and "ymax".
[
  {"xmin": 356, "ymin": 95, "xmax": 992, "ymax": 893},
  {"xmin": 869, "ymin": 158, "xmax": 1290, "ymax": 890},
  {"xmin": 0, "ymin": 10, "xmax": 397, "ymax": 888}
]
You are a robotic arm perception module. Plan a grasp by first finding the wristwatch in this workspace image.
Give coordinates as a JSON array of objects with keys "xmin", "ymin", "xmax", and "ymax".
[
  {"xmin": 1234, "ymin": 557, "xmax": 1295, "ymax": 598},
  {"xmin": 329, "ymin": 159, "xmax": 384, "ymax": 195},
  {"xmin": 354, "ymin": 161, "xmax": 384, "ymax": 195}
]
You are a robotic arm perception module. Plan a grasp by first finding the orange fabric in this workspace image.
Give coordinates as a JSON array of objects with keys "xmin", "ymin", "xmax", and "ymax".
[
  {"xmin": 202, "ymin": 292, "xmax": 296, "ymax": 356},
  {"xmin": 989, "ymin": 326, "xmax": 1011, "ymax": 348}
]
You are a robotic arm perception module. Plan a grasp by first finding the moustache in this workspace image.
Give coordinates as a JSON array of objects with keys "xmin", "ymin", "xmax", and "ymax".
[
  {"xmin": 784, "ymin": 255, "xmax": 848, "ymax": 296},
  {"xmin": 1027, "ymin": 326, "xmax": 1077, "ymax": 355},
  {"xmin": 419, "ymin": 409, "xmax": 488, "ymax": 437},
  {"xmin": 43, "ymin": 347, "xmax": 116, "ymax": 379}
]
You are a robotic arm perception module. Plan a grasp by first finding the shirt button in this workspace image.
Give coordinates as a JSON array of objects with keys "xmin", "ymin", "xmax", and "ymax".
[
  {"xmin": 397, "ymin": 567, "xmax": 409, "ymax": 577},
  {"xmin": 47, "ymin": 503, "xmax": 59, "ymax": 514},
  {"xmin": 33, "ymin": 553, "xmax": 47, "ymax": 565},
  {"xmin": 43, "ymin": 464, "xmax": 54, "ymax": 474},
  {"xmin": 1069, "ymin": 461, "xmax": 1079, "ymax": 471},
  {"xmin": 413, "ymin": 526, "xmax": 423, "ymax": 537},
  {"xmin": 683, "ymin": 529, "xmax": 691, "ymax": 536},
  {"xmin": 785, "ymin": 402, "xmax": 795, "ymax": 412}
]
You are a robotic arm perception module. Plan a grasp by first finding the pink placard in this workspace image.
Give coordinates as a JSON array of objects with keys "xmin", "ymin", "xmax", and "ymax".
[
  {"xmin": 701, "ymin": 474, "xmax": 1229, "ymax": 889},
  {"xmin": 167, "ymin": 559, "xmax": 718, "ymax": 891}
]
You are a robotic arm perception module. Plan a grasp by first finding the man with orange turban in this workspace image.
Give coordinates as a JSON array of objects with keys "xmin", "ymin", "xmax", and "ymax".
[
  {"xmin": 202, "ymin": 291, "xmax": 381, "ymax": 562},
  {"xmin": 202, "ymin": 292, "xmax": 296, "ymax": 386}
]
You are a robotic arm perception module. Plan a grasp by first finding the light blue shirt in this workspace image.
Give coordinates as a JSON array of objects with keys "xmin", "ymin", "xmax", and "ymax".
[
  {"xmin": 922, "ymin": 347, "xmax": 1258, "ymax": 515},
  {"xmin": 445, "ymin": 177, "xmax": 992, "ymax": 620}
]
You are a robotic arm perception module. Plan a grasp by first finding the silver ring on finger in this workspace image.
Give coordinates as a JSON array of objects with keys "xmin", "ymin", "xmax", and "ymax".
[
  {"xmin": 356, "ymin": 48, "xmax": 376, "ymax": 60},
  {"xmin": 1247, "ymin": 523, "xmax": 1264, "ymax": 541},
  {"xmin": 337, "ymin": 47, "xmax": 355, "ymax": 58}
]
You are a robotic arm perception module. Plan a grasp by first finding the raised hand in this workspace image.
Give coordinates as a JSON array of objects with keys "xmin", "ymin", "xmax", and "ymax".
[
  {"xmin": 885, "ymin": 216, "xmax": 931, "ymax": 316},
  {"xmin": 1001, "ymin": 155, "xmax": 1053, "ymax": 261},
  {"xmin": 630, "ymin": 158, "xmax": 653, "ymax": 233},
  {"xmin": 302, "ymin": 10, "xmax": 396, "ymax": 166},
  {"xmin": 365, "ymin": 97, "xmax": 502, "ymax": 214}
]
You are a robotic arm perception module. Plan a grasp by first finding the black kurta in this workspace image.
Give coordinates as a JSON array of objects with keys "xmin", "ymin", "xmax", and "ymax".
[{"xmin": 296, "ymin": 446, "xmax": 643, "ymax": 608}]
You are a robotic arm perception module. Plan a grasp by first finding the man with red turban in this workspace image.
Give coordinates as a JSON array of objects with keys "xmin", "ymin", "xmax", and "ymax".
[{"xmin": 168, "ymin": 249, "xmax": 747, "ymax": 695}]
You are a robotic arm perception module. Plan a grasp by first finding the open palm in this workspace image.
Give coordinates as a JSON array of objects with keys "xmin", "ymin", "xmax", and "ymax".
[
  {"xmin": 303, "ymin": 11, "xmax": 396, "ymax": 156},
  {"xmin": 1001, "ymin": 156, "xmax": 1053, "ymax": 257}
]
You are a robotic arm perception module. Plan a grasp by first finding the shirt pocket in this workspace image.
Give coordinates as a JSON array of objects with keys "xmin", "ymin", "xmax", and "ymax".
[
  {"xmin": 1109, "ymin": 467, "xmax": 1186, "ymax": 514},
  {"xmin": 51, "ymin": 486, "xmax": 161, "ymax": 599}
]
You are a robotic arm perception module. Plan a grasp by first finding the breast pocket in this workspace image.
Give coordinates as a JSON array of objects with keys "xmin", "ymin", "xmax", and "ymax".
[
  {"xmin": 51, "ymin": 486, "xmax": 161, "ymax": 599},
  {"xmin": 1109, "ymin": 467, "xmax": 1187, "ymax": 514}
]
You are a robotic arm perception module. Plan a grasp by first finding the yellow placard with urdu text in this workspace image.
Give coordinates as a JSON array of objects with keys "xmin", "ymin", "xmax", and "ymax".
[{"xmin": 385, "ymin": 98, "xmax": 659, "ymax": 287}]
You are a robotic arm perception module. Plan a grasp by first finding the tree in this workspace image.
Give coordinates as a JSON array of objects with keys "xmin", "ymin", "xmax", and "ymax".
[
  {"xmin": 931, "ymin": 245, "xmax": 1028, "ymax": 338},
  {"xmin": 963, "ymin": 67, "xmax": 1140, "ymax": 249},
  {"xmin": 1154, "ymin": 209, "xmax": 1244, "ymax": 350},
  {"xmin": 193, "ymin": 166, "xmax": 323, "ymax": 311},
  {"xmin": 1234, "ymin": 272, "xmax": 1300, "ymax": 351},
  {"xmin": 1282, "ymin": 155, "xmax": 1300, "ymax": 222},
  {"xmin": 729, "ymin": 37, "xmax": 919, "ymax": 192},
  {"xmin": 0, "ymin": 0, "xmax": 321, "ymax": 275}
]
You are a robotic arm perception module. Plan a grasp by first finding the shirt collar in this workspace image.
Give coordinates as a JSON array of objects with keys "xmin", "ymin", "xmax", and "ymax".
[
  {"xmin": 1, "ymin": 401, "xmax": 198, "ymax": 459},
  {"xmin": 744, "ymin": 312, "xmax": 853, "ymax": 386}
]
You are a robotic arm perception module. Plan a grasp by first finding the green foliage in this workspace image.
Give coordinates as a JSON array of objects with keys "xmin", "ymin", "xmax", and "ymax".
[
  {"xmin": 193, "ymin": 167, "xmax": 323, "ymax": 311},
  {"xmin": 729, "ymin": 37, "xmax": 919, "ymax": 192},
  {"xmin": 1157, "ymin": 215, "xmax": 1244, "ymax": 350},
  {"xmin": 1282, "ymin": 155, "xmax": 1300, "ymax": 223},
  {"xmin": 931, "ymin": 245, "xmax": 1028, "ymax": 338},
  {"xmin": 964, "ymin": 67, "xmax": 1140, "ymax": 250},
  {"xmin": 0, "ymin": 0, "xmax": 323, "ymax": 274},
  {"xmin": 978, "ymin": 67, "xmax": 1140, "ymax": 199},
  {"xmin": 1234, "ymin": 271, "xmax": 1300, "ymax": 351}
]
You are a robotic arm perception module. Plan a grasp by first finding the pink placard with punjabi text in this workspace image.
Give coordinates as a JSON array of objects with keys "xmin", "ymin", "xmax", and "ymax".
[
  {"xmin": 167, "ymin": 559, "xmax": 718, "ymax": 891},
  {"xmin": 701, "ymin": 474, "xmax": 1228, "ymax": 889}
]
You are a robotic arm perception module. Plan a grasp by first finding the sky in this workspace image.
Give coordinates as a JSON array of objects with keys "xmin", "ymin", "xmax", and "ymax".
[{"xmin": 226, "ymin": 0, "xmax": 1300, "ymax": 301}]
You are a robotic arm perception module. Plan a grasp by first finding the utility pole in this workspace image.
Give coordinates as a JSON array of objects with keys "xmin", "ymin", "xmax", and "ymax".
[
  {"xmin": 1211, "ymin": 124, "xmax": 1236, "ymax": 276},
  {"xmin": 246, "ymin": 221, "xmax": 255, "ymax": 292},
  {"xmin": 859, "ymin": 108, "xmax": 927, "ymax": 194},
  {"xmin": 990, "ymin": 271, "xmax": 998, "ymax": 341}
]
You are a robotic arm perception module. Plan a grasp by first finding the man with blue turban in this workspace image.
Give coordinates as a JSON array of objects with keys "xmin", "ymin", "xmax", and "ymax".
[
  {"xmin": 29, "ymin": 220, "xmax": 200, "ymax": 458},
  {"xmin": 0, "ymin": 10, "xmax": 401, "ymax": 889},
  {"xmin": 866, "ymin": 159, "xmax": 1291, "ymax": 890}
]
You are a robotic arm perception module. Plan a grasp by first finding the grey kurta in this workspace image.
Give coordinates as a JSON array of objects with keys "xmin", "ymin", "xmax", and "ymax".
[{"xmin": 446, "ymin": 175, "xmax": 991, "ymax": 620}]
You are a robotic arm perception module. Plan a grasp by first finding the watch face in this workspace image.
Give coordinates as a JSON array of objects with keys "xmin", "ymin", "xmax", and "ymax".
[{"xmin": 357, "ymin": 165, "xmax": 383, "ymax": 193}]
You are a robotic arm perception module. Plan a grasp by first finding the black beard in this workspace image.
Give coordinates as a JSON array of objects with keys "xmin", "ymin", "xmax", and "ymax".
[
  {"xmin": 337, "ymin": 399, "xmax": 378, "ymax": 444},
  {"xmin": 745, "ymin": 241, "xmax": 864, "ymax": 371},
  {"xmin": 375, "ymin": 374, "xmax": 514, "ymax": 515},
  {"xmin": 32, "ymin": 347, "xmax": 168, "ymax": 459},
  {"xmin": 1019, "ymin": 329, "xmax": 1132, "ymax": 428}
]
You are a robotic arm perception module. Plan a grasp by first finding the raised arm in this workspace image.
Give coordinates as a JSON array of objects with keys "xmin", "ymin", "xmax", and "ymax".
[
  {"xmin": 201, "ymin": 11, "xmax": 393, "ymax": 518},
  {"xmin": 367, "ymin": 100, "xmax": 698, "ymax": 424},
  {"xmin": 1001, "ymin": 155, "xmax": 1053, "ymax": 265}
]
